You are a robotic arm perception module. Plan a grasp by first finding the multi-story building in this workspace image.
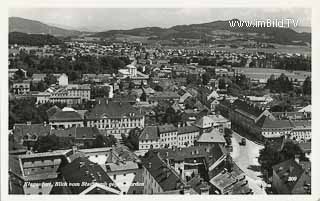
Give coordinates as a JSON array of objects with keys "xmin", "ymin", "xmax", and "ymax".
[
  {"xmin": 177, "ymin": 126, "xmax": 200, "ymax": 147},
  {"xmin": 158, "ymin": 124, "xmax": 178, "ymax": 148},
  {"xmin": 257, "ymin": 116, "xmax": 294, "ymax": 139},
  {"xmin": 139, "ymin": 125, "xmax": 200, "ymax": 150},
  {"xmin": 35, "ymin": 84, "xmax": 91, "ymax": 105},
  {"xmin": 86, "ymin": 99, "xmax": 145, "ymax": 139},
  {"xmin": 66, "ymin": 84, "xmax": 91, "ymax": 101},
  {"xmin": 290, "ymin": 121, "xmax": 311, "ymax": 142},
  {"xmin": 141, "ymin": 151, "xmax": 199, "ymax": 194},
  {"xmin": 9, "ymin": 149, "xmax": 72, "ymax": 195}
]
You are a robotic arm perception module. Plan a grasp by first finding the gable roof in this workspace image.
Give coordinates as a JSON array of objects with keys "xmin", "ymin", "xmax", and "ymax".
[
  {"xmin": 272, "ymin": 159, "xmax": 311, "ymax": 193},
  {"xmin": 232, "ymin": 99, "xmax": 264, "ymax": 119},
  {"xmin": 46, "ymin": 105, "xmax": 61, "ymax": 119},
  {"xmin": 177, "ymin": 125, "xmax": 200, "ymax": 135},
  {"xmin": 142, "ymin": 151, "xmax": 186, "ymax": 192},
  {"xmin": 158, "ymin": 124, "xmax": 177, "ymax": 133},
  {"xmin": 13, "ymin": 123, "xmax": 51, "ymax": 142},
  {"xmin": 51, "ymin": 127, "xmax": 100, "ymax": 139},
  {"xmin": 49, "ymin": 110, "xmax": 83, "ymax": 122},
  {"xmin": 197, "ymin": 129, "xmax": 226, "ymax": 144},
  {"xmin": 257, "ymin": 116, "xmax": 293, "ymax": 129},
  {"xmin": 61, "ymin": 157, "xmax": 120, "ymax": 194},
  {"xmin": 86, "ymin": 100, "xmax": 143, "ymax": 119},
  {"xmin": 139, "ymin": 126, "xmax": 159, "ymax": 140}
]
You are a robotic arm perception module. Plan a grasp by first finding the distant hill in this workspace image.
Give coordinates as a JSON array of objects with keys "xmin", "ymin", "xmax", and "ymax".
[
  {"xmin": 9, "ymin": 32, "xmax": 62, "ymax": 46},
  {"xmin": 9, "ymin": 17, "xmax": 82, "ymax": 37},
  {"xmin": 92, "ymin": 19, "xmax": 311, "ymax": 45}
]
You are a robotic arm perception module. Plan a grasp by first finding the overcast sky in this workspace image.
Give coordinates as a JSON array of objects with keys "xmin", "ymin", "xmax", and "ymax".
[{"xmin": 9, "ymin": 8, "xmax": 311, "ymax": 31}]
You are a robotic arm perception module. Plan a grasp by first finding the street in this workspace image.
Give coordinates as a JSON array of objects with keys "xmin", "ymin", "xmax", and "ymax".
[{"xmin": 230, "ymin": 131, "xmax": 267, "ymax": 194}]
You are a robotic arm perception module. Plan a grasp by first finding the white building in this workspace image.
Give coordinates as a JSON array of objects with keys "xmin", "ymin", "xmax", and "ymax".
[{"xmin": 57, "ymin": 73, "xmax": 68, "ymax": 86}]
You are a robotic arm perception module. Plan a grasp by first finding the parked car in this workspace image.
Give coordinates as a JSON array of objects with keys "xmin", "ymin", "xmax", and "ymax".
[{"xmin": 239, "ymin": 137, "xmax": 246, "ymax": 146}]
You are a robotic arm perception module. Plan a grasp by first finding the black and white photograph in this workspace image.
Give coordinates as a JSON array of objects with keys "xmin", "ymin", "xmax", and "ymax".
[{"xmin": 2, "ymin": 3, "xmax": 319, "ymax": 200}]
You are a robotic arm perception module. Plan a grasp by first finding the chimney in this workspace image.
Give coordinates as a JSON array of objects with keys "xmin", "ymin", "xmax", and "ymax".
[
  {"xmin": 98, "ymin": 99, "xmax": 101, "ymax": 105},
  {"xmin": 26, "ymin": 121, "xmax": 31, "ymax": 125},
  {"xmin": 43, "ymin": 121, "xmax": 47, "ymax": 126},
  {"xmin": 148, "ymin": 162, "xmax": 152, "ymax": 169}
]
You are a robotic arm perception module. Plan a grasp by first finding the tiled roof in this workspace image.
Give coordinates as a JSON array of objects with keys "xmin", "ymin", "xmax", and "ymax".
[
  {"xmin": 232, "ymin": 99, "xmax": 264, "ymax": 118},
  {"xmin": 257, "ymin": 116, "xmax": 293, "ymax": 129},
  {"xmin": 13, "ymin": 123, "xmax": 51, "ymax": 141},
  {"xmin": 51, "ymin": 127, "xmax": 100, "ymax": 139},
  {"xmin": 194, "ymin": 116, "xmax": 214, "ymax": 129},
  {"xmin": 187, "ymin": 174, "xmax": 210, "ymax": 194},
  {"xmin": 46, "ymin": 105, "xmax": 61, "ymax": 118},
  {"xmin": 61, "ymin": 157, "xmax": 120, "ymax": 194},
  {"xmin": 49, "ymin": 110, "xmax": 83, "ymax": 122},
  {"xmin": 158, "ymin": 124, "xmax": 178, "ymax": 133},
  {"xmin": 298, "ymin": 142, "xmax": 311, "ymax": 153},
  {"xmin": 272, "ymin": 159, "xmax": 311, "ymax": 193},
  {"xmin": 157, "ymin": 145, "xmax": 224, "ymax": 167},
  {"xmin": 139, "ymin": 126, "xmax": 159, "ymax": 140},
  {"xmin": 196, "ymin": 129, "xmax": 226, "ymax": 144},
  {"xmin": 178, "ymin": 125, "xmax": 200, "ymax": 135},
  {"xmin": 142, "ymin": 151, "xmax": 186, "ymax": 192},
  {"xmin": 86, "ymin": 100, "xmax": 143, "ymax": 119},
  {"xmin": 209, "ymin": 161, "xmax": 251, "ymax": 194}
]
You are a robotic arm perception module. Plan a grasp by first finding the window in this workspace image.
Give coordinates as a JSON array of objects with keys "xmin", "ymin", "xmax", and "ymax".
[{"xmin": 113, "ymin": 175, "xmax": 116, "ymax": 180}]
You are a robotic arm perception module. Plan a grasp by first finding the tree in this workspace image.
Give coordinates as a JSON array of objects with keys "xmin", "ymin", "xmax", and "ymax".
[
  {"xmin": 34, "ymin": 134, "xmax": 59, "ymax": 152},
  {"xmin": 202, "ymin": 72, "xmax": 210, "ymax": 85},
  {"xmin": 44, "ymin": 74, "xmax": 57, "ymax": 86},
  {"xmin": 92, "ymin": 134, "xmax": 117, "ymax": 148},
  {"xmin": 218, "ymin": 78, "xmax": 226, "ymax": 89},
  {"xmin": 302, "ymin": 76, "xmax": 311, "ymax": 95},
  {"xmin": 68, "ymin": 71, "xmax": 80, "ymax": 81},
  {"xmin": 122, "ymin": 128, "xmax": 140, "ymax": 150}
]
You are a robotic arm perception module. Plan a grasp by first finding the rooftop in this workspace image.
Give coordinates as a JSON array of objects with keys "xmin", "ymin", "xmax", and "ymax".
[
  {"xmin": 61, "ymin": 157, "xmax": 120, "ymax": 194},
  {"xmin": 86, "ymin": 100, "xmax": 143, "ymax": 119},
  {"xmin": 142, "ymin": 151, "xmax": 186, "ymax": 192}
]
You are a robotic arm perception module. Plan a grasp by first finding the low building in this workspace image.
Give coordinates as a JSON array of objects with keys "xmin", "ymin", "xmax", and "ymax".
[
  {"xmin": 272, "ymin": 158, "xmax": 311, "ymax": 194},
  {"xmin": 48, "ymin": 107, "xmax": 84, "ymax": 129},
  {"xmin": 12, "ymin": 122, "xmax": 51, "ymax": 148},
  {"xmin": 9, "ymin": 149, "xmax": 72, "ymax": 195},
  {"xmin": 195, "ymin": 129, "xmax": 226, "ymax": 147},
  {"xmin": 60, "ymin": 157, "xmax": 121, "ymax": 194},
  {"xmin": 51, "ymin": 127, "xmax": 100, "ymax": 148},
  {"xmin": 12, "ymin": 82, "xmax": 30, "ymax": 95}
]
